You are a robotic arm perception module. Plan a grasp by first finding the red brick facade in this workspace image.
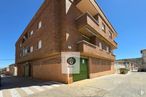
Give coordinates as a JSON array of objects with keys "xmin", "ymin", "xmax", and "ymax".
[{"xmin": 16, "ymin": 0, "xmax": 117, "ymax": 83}]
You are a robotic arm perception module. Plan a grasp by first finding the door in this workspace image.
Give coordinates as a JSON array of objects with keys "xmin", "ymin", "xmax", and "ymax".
[
  {"xmin": 24, "ymin": 63, "xmax": 31, "ymax": 77},
  {"xmin": 73, "ymin": 58, "xmax": 89, "ymax": 82}
]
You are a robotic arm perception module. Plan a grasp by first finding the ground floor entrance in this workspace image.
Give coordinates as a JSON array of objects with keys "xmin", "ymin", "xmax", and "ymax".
[
  {"xmin": 73, "ymin": 58, "xmax": 89, "ymax": 82},
  {"xmin": 24, "ymin": 63, "xmax": 31, "ymax": 77},
  {"xmin": 17, "ymin": 56, "xmax": 114, "ymax": 84}
]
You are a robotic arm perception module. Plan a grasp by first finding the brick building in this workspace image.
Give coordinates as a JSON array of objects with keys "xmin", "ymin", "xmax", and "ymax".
[
  {"xmin": 115, "ymin": 49, "xmax": 146, "ymax": 72},
  {"xmin": 140, "ymin": 49, "xmax": 146, "ymax": 71},
  {"xmin": 16, "ymin": 0, "xmax": 118, "ymax": 83},
  {"xmin": 115, "ymin": 59, "xmax": 141, "ymax": 72},
  {"xmin": 9, "ymin": 64, "xmax": 17, "ymax": 76}
]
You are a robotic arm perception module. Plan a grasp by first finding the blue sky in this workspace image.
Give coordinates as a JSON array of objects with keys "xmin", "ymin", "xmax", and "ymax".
[
  {"xmin": 0, "ymin": 0, "xmax": 146, "ymax": 68},
  {"xmin": 96, "ymin": 0, "xmax": 146, "ymax": 59},
  {"xmin": 0, "ymin": 0, "xmax": 44, "ymax": 68}
]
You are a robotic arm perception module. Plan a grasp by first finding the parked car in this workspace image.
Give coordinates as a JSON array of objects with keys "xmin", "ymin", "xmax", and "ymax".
[
  {"xmin": 138, "ymin": 69, "xmax": 146, "ymax": 72},
  {"xmin": 119, "ymin": 68, "xmax": 129, "ymax": 74}
]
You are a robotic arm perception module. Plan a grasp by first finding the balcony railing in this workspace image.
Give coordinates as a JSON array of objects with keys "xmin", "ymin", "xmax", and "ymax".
[
  {"xmin": 77, "ymin": 40, "xmax": 115, "ymax": 60},
  {"xmin": 76, "ymin": 12, "xmax": 117, "ymax": 48}
]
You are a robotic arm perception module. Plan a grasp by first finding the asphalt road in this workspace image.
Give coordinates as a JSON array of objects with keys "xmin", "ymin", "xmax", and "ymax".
[{"xmin": 0, "ymin": 76, "xmax": 63, "ymax": 97}]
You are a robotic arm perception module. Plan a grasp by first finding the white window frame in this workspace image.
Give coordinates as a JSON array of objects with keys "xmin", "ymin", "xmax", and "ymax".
[
  {"xmin": 106, "ymin": 46, "xmax": 109, "ymax": 52},
  {"xmin": 38, "ymin": 21, "xmax": 42, "ymax": 29},
  {"xmin": 38, "ymin": 40, "xmax": 42, "ymax": 49},
  {"xmin": 102, "ymin": 23, "xmax": 106, "ymax": 31},
  {"xmin": 99, "ymin": 42, "xmax": 102, "ymax": 49},
  {"xmin": 30, "ymin": 46, "xmax": 33, "ymax": 53},
  {"xmin": 30, "ymin": 30, "xmax": 34, "ymax": 36},
  {"xmin": 23, "ymin": 48, "xmax": 27, "ymax": 55},
  {"xmin": 102, "ymin": 26, "xmax": 104, "ymax": 30},
  {"xmin": 20, "ymin": 43, "xmax": 22, "ymax": 47},
  {"xmin": 25, "ymin": 48, "xmax": 28, "ymax": 54}
]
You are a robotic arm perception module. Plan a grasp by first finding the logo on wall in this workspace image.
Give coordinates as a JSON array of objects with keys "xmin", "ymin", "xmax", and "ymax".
[
  {"xmin": 61, "ymin": 52, "xmax": 80, "ymax": 74},
  {"xmin": 67, "ymin": 57, "xmax": 76, "ymax": 65}
]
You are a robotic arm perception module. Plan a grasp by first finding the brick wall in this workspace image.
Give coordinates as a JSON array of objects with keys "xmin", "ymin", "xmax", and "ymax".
[
  {"xmin": 89, "ymin": 57, "xmax": 114, "ymax": 78},
  {"xmin": 32, "ymin": 56, "xmax": 68, "ymax": 83}
]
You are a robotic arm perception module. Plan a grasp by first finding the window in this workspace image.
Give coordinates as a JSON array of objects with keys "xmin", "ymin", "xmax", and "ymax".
[
  {"xmin": 27, "ymin": 47, "xmax": 30, "ymax": 53},
  {"xmin": 22, "ymin": 48, "xmax": 27, "ymax": 56},
  {"xmin": 106, "ymin": 46, "xmax": 109, "ymax": 52},
  {"xmin": 22, "ymin": 47, "xmax": 30, "ymax": 56},
  {"xmin": 82, "ymin": 34, "xmax": 90, "ymax": 43},
  {"xmin": 38, "ymin": 40, "xmax": 42, "ymax": 49},
  {"xmin": 24, "ymin": 33, "xmax": 28, "ymax": 39},
  {"xmin": 68, "ymin": 46, "xmax": 72, "ymax": 49},
  {"xmin": 20, "ymin": 43, "xmax": 22, "ymax": 48},
  {"xmin": 24, "ymin": 48, "xmax": 27, "ymax": 55},
  {"xmin": 109, "ymin": 31, "xmax": 113, "ymax": 39},
  {"xmin": 30, "ymin": 46, "xmax": 33, "ymax": 53},
  {"xmin": 99, "ymin": 42, "xmax": 102, "ymax": 49},
  {"xmin": 22, "ymin": 33, "xmax": 28, "ymax": 43},
  {"xmin": 69, "ymin": 0, "xmax": 74, "ymax": 3},
  {"xmin": 82, "ymin": 59, "xmax": 85, "ymax": 64},
  {"xmin": 20, "ymin": 53, "xmax": 22, "ymax": 57},
  {"xmin": 30, "ymin": 30, "xmax": 34, "ymax": 36},
  {"xmin": 102, "ymin": 23, "xmax": 106, "ymax": 32},
  {"xmin": 102, "ymin": 43, "xmax": 107, "ymax": 51},
  {"xmin": 22, "ymin": 38, "xmax": 25, "ymax": 43},
  {"xmin": 109, "ymin": 47, "xmax": 112, "ymax": 53},
  {"xmin": 38, "ymin": 21, "xmax": 42, "ymax": 29},
  {"xmin": 94, "ymin": 14, "xmax": 99, "ymax": 24}
]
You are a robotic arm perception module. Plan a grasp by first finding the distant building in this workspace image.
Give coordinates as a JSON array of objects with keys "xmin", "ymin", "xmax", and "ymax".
[
  {"xmin": 0, "ymin": 69, "xmax": 2, "ymax": 74},
  {"xmin": 1, "ymin": 64, "xmax": 17, "ymax": 76},
  {"xmin": 141, "ymin": 49, "xmax": 146, "ymax": 70},
  {"xmin": 115, "ymin": 58, "xmax": 141, "ymax": 72},
  {"xmin": 1, "ymin": 67, "xmax": 10, "ymax": 75},
  {"xmin": 9, "ymin": 64, "xmax": 17, "ymax": 76},
  {"xmin": 115, "ymin": 49, "xmax": 146, "ymax": 72}
]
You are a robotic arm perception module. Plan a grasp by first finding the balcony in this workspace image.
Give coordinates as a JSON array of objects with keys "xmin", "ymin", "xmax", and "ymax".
[
  {"xmin": 77, "ymin": 40, "xmax": 115, "ymax": 60},
  {"xmin": 76, "ymin": 13, "xmax": 117, "ymax": 48},
  {"xmin": 76, "ymin": 0, "xmax": 98, "ymax": 16}
]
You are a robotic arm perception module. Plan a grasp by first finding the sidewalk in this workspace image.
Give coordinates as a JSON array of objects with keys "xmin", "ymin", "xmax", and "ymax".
[{"xmin": 29, "ymin": 72, "xmax": 146, "ymax": 97}]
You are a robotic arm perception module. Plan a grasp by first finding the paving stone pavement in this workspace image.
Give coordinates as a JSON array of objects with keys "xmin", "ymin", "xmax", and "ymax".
[
  {"xmin": 0, "ymin": 84, "xmax": 62, "ymax": 97},
  {"xmin": 0, "ymin": 76, "xmax": 63, "ymax": 97},
  {"xmin": 29, "ymin": 72, "xmax": 146, "ymax": 97},
  {"xmin": 1, "ymin": 72, "xmax": 146, "ymax": 97}
]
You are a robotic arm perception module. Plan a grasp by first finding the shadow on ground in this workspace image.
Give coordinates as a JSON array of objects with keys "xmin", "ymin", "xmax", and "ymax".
[{"xmin": 0, "ymin": 76, "xmax": 62, "ymax": 90}]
